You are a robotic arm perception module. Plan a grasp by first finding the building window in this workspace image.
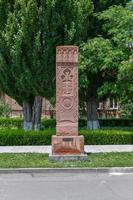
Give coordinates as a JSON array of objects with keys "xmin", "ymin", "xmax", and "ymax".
[{"xmin": 109, "ymin": 99, "xmax": 118, "ymax": 110}]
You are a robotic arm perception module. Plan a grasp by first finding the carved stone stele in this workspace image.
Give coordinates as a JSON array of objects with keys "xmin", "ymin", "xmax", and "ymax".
[
  {"xmin": 56, "ymin": 46, "xmax": 79, "ymax": 136},
  {"xmin": 51, "ymin": 46, "xmax": 85, "ymax": 157}
]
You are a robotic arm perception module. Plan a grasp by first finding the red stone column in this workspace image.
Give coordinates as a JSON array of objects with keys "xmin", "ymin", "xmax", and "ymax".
[{"xmin": 51, "ymin": 46, "xmax": 85, "ymax": 158}]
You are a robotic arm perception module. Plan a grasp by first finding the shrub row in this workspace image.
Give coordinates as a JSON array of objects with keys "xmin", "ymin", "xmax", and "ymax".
[
  {"xmin": 0, "ymin": 129, "xmax": 55, "ymax": 146},
  {"xmin": 80, "ymin": 130, "xmax": 133, "ymax": 145},
  {"xmin": 0, "ymin": 118, "xmax": 56, "ymax": 129},
  {"xmin": 0, "ymin": 118, "xmax": 133, "ymax": 129},
  {"xmin": 0, "ymin": 118, "xmax": 22, "ymax": 129},
  {"xmin": 100, "ymin": 118, "xmax": 133, "ymax": 127},
  {"xmin": 80, "ymin": 118, "xmax": 133, "ymax": 128},
  {"xmin": 0, "ymin": 129, "xmax": 132, "ymax": 146}
]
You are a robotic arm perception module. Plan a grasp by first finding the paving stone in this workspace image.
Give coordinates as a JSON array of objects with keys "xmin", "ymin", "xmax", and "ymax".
[{"xmin": 0, "ymin": 145, "xmax": 133, "ymax": 154}]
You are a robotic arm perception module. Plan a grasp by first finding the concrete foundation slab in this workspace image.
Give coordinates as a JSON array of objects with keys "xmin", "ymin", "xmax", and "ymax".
[{"xmin": 49, "ymin": 154, "xmax": 88, "ymax": 161}]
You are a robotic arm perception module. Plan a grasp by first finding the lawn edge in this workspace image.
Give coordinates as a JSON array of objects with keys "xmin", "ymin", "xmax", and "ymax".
[{"xmin": 0, "ymin": 167, "xmax": 133, "ymax": 174}]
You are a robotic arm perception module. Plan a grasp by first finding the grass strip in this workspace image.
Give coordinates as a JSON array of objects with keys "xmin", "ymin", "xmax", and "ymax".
[{"xmin": 0, "ymin": 152, "xmax": 133, "ymax": 168}]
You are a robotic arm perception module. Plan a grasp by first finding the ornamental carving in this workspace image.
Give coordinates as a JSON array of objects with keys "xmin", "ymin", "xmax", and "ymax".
[
  {"xmin": 56, "ymin": 46, "xmax": 78, "ymax": 63},
  {"xmin": 51, "ymin": 46, "xmax": 85, "ymax": 156},
  {"xmin": 56, "ymin": 46, "xmax": 79, "ymax": 124}
]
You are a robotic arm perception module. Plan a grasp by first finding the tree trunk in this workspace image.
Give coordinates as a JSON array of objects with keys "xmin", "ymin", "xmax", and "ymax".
[
  {"xmin": 32, "ymin": 96, "xmax": 42, "ymax": 130},
  {"xmin": 87, "ymin": 97, "xmax": 100, "ymax": 129},
  {"xmin": 49, "ymin": 105, "xmax": 54, "ymax": 119},
  {"xmin": 23, "ymin": 101, "xmax": 33, "ymax": 131},
  {"xmin": 23, "ymin": 96, "xmax": 43, "ymax": 131}
]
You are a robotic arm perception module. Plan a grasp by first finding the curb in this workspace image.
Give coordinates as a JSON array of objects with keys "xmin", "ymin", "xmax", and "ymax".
[{"xmin": 0, "ymin": 167, "xmax": 133, "ymax": 174}]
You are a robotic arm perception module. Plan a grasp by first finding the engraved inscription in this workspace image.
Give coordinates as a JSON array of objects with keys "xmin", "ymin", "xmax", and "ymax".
[{"xmin": 63, "ymin": 138, "xmax": 74, "ymax": 142}]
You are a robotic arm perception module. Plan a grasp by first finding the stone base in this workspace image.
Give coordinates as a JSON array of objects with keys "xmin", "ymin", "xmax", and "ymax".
[
  {"xmin": 51, "ymin": 135, "xmax": 84, "ymax": 155},
  {"xmin": 49, "ymin": 154, "xmax": 88, "ymax": 161}
]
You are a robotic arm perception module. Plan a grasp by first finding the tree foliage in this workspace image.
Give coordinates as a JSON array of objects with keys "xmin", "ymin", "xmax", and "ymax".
[
  {"xmin": 119, "ymin": 55, "xmax": 133, "ymax": 107},
  {"xmin": 99, "ymin": 2, "xmax": 133, "ymax": 116},
  {"xmin": 98, "ymin": 3, "xmax": 133, "ymax": 45},
  {"xmin": 79, "ymin": 2, "xmax": 133, "ymax": 127},
  {"xmin": 0, "ymin": 0, "xmax": 93, "ymax": 104},
  {"xmin": 0, "ymin": 101, "xmax": 11, "ymax": 117},
  {"xmin": 0, "ymin": 0, "xmax": 93, "ymax": 129},
  {"xmin": 92, "ymin": 0, "xmax": 130, "ymax": 11},
  {"xmin": 79, "ymin": 37, "xmax": 127, "ymax": 101}
]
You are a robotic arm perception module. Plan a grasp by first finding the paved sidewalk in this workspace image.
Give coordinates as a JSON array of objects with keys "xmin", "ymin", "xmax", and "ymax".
[{"xmin": 0, "ymin": 145, "xmax": 132, "ymax": 154}]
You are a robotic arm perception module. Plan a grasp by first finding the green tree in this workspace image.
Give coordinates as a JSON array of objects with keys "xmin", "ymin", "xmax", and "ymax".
[
  {"xmin": 99, "ymin": 2, "xmax": 133, "ymax": 117},
  {"xmin": 79, "ymin": 37, "xmax": 127, "ymax": 129},
  {"xmin": 98, "ymin": 3, "xmax": 133, "ymax": 45},
  {"xmin": 118, "ymin": 55, "xmax": 133, "ymax": 117},
  {"xmin": 92, "ymin": 0, "xmax": 130, "ymax": 11},
  {"xmin": 88, "ymin": 0, "xmax": 130, "ymax": 38},
  {"xmin": 80, "ymin": 2, "xmax": 133, "ymax": 129},
  {"xmin": 0, "ymin": 0, "xmax": 93, "ymax": 130},
  {"xmin": 0, "ymin": 101, "xmax": 11, "ymax": 117}
]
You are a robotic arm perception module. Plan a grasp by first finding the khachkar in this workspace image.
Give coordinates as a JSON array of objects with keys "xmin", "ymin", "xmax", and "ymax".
[{"xmin": 50, "ymin": 46, "xmax": 87, "ymax": 161}]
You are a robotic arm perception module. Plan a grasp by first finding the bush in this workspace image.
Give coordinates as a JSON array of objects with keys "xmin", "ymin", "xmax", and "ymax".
[
  {"xmin": 72, "ymin": 118, "xmax": 133, "ymax": 128},
  {"xmin": 0, "ymin": 118, "xmax": 56, "ymax": 129},
  {"xmin": 41, "ymin": 118, "xmax": 56, "ymax": 129},
  {"xmin": 79, "ymin": 118, "xmax": 133, "ymax": 128},
  {"xmin": 0, "ymin": 102, "xmax": 11, "ymax": 117},
  {"xmin": 0, "ymin": 118, "xmax": 22, "ymax": 129},
  {"xmin": 0, "ymin": 129, "xmax": 132, "ymax": 146},
  {"xmin": 0, "ymin": 117, "xmax": 132, "ymax": 129},
  {"xmin": 81, "ymin": 130, "xmax": 133, "ymax": 145},
  {"xmin": 99, "ymin": 118, "xmax": 133, "ymax": 127},
  {"xmin": 0, "ymin": 129, "xmax": 55, "ymax": 146},
  {"xmin": 120, "ymin": 98, "xmax": 133, "ymax": 118}
]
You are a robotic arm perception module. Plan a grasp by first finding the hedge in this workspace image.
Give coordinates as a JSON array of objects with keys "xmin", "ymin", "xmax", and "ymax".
[
  {"xmin": 0, "ymin": 129, "xmax": 132, "ymax": 146},
  {"xmin": 80, "ymin": 130, "xmax": 133, "ymax": 145},
  {"xmin": 0, "ymin": 118, "xmax": 133, "ymax": 129},
  {"xmin": 0, "ymin": 129, "xmax": 55, "ymax": 146},
  {"xmin": 99, "ymin": 118, "xmax": 133, "ymax": 127},
  {"xmin": 0, "ymin": 118, "xmax": 56, "ymax": 129},
  {"xmin": 0, "ymin": 118, "xmax": 22, "ymax": 129},
  {"xmin": 79, "ymin": 118, "xmax": 133, "ymax": 128}
]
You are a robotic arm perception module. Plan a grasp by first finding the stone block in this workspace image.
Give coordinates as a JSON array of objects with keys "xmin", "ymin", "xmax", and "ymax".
[
  {"xmin": 50, "ymin": 46, "xmax": 86, "ymax": 161},
  {"xmin": 56, "ymin": 123, "xmax": 78, "ymax": 136},
  {"xmin": 52, "ymin": 135, "xmax": 84, "ymax": 155},
  {"xmin": 49, "ymin": 154, "xmax": 88, "ymax": 161}
]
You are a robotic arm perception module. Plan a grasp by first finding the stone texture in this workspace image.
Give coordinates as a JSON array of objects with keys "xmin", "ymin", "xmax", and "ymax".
[
  {"xmin": 49, "ymin": 154, "xmax": 88, "ymax": 161},
  {"xmin": 56, "ymin": 123, "xmax": 78, "ymax": 136},
  {"xmin": 56, "ymin": 46, "xmax": 79, "ymax": 136},
  {"xmin": 52, "ymin": 136, "xmax": 84, "ymax": 155},
  {"xmin": 0, "ymin": 145, "xmax": 133, "ymax": 154},
  {"xmin": 51, "ymin": 46, "xmax": 86, "ymax": 159}
]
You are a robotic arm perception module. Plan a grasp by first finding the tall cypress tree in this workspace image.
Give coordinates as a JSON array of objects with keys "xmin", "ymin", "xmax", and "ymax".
[{"xmin": 0, "ymin": 0, "xmax": 93, "ymax": 130}]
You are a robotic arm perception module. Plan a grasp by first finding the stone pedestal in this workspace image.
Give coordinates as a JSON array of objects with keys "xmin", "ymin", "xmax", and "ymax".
[
  {"xmin": 52, "ymin": 135, "xmax": 84, "ymax": 155},
  {"xmin": 50, "ymin": 46, "xmax": 87, "ymax": 161}
]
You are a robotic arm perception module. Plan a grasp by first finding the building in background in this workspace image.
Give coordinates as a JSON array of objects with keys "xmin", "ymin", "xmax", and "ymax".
[
  {"xmin": 0, "ymin": 92, "xmax": 55, "ymax": 118},
  {"xmin": 0, "ymin": 92, "xmax": 120, "ymax": 119},
  {"xmin": 98, "ymin": 99, "xmax": 120, "ymax": 118}
]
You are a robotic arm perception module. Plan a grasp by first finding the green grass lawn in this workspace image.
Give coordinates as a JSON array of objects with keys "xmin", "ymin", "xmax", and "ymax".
[{"xmin": 0, "ymin": 152, "xmax": 133, "ymax": 168}]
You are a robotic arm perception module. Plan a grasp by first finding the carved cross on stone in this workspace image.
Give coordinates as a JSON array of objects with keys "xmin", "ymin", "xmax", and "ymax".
[{"xmin": 50, "ymin": 46, "xmax": 87, "ymax": 161}]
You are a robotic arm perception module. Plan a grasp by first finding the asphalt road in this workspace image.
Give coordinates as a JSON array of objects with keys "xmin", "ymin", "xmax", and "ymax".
[{"xmin": 0, "ymin": 172, "xmax": 133, "ymax": 200}]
